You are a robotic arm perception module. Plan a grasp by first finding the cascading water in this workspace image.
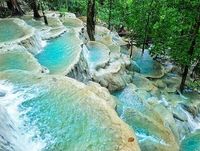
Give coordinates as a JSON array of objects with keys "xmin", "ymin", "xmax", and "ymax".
[
  {"xmin": 181, "ymin": 108, "xmax": 200, "ymax": 132},
  {"xmin": 0, "ymin": 81, "xmax": 45, "ymax": 151}
]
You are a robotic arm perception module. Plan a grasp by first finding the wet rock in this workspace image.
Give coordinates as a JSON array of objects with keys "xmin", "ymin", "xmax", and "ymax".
[
  {"xmin": 93, "ymin": 62, "xmax": 132, "ymax": 91},
  {"xmin": 132, "ymin": 73, "xmax": 156, "ymax": 91},
  {"xmin": 155, "ymin": 80, "xmax": 167, "ymax": 89},
  {"xmin": 85, "ymin": 41, "xmax": 132, "ymax": 91},
  {"xmin": 152, "ymin": 103, "xmax": 180, "ymax": 141},
  {"xmin": 67, "ymin": 50, "xmax": 90, "ymax": 82},
  {"xmin": 108, "ymin": 44, "xmax": 121, "ymax": 60},
  {"xmin": 61, "ymin": 17, "xmax": 83, "ymax": 28},
  {"xmin": 86, "ymin": 81, "xmax": 117, "ymax": 109},
  {"xmin": 173, "ymin": 105, "xmax": 189, "ymax": 122},
  {"xmin": 181, "ymin": 103, "xmax": 199, "ymax": 117}
]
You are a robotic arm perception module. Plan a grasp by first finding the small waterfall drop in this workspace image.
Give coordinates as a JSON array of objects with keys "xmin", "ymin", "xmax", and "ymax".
[
  {"xmin": 0, "ymin": 81, "xmax": 45, "ymax": 151},
  {"xmin": 181, "ymin": 107, "xmax": 200, "ymax": 132}
]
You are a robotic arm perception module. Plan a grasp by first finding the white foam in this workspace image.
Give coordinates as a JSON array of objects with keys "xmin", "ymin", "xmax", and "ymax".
[
  {"xmin": 0, "ymin": 81, "xmax": 46, "ymax": 151},
  {"xmin": 136, "ymin": 132, "xmax": 168, "ymax": 146},
  {"xmin": 181, "ymin": 108, "xmax": 200, "ymax": 132}
]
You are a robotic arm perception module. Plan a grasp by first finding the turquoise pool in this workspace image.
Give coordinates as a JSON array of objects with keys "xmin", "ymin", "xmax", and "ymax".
[
  {"xmin": 0, "ymin": 51, "xmax": 41, "ymax": 72},
  {"xmin": 132, "ymin": 50, "xmax": 163, "ymax": 78},
  {"xmin": 180, "ymin": 130, "xmax": 200, "ymax": 151},
  {"xmin": 0, "ymin": 20, "xmax": 25, "ymax": 42},
  {"xmin": 86, "ymin": 42, "xmax": 110, "ymax": 69},
  {"xmin": 36, "ymin": 32, "xmax": 81, "ymax": 74}
]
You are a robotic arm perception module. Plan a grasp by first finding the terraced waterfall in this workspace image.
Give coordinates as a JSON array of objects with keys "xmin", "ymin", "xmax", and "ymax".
[{"xmin": 0, "ymin": 12, "xmax": 200, "ymax": 151}]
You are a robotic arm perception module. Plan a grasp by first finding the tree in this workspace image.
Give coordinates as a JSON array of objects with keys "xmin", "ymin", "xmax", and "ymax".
[
  {"xmin": 30, "ymin": 0, "xmax": 40, "ymax": 18},
  {"xmin": 151, "ymin": 0, "xmax": 200, "ymax": 93},
  {"xmin": 26, "ymin": 0, "xmax": 41, "ymax": 18},
  {"xmin": 180, "ymin": 14, "xmax": 200, "ymax": 92},
  {"xmin": 141, "ymin": 0, "xmax": 154, "ymax": 55},
  {"xmin": 87, "ymin": 0, "xmax": 95, "ymax": 41},
  {"xmin": 40, "ymin": 1, "xmax": 48, "ymax": 25}
]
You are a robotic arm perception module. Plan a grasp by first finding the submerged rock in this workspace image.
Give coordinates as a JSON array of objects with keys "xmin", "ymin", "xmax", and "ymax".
[
  {"xmin": 0, "ymin": 70, "xmax": 140, "ymax": 151},
  {"xmin": 0, "ymin": 48, "xmax": 43, "ymax": 73}
]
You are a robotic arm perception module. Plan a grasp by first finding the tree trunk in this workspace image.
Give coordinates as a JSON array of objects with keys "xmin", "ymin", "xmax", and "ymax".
[
  {"xmin": 142, "ymin": 0, "xmax": 154, "ymax": 55},
  {"xmin": 130, "ymin": 40, "xmax": 133, "ymax": 58},
  {"xmin": 108, "ymin": 0, "xmax": 112, "ymax": 30},
  {"xmin": 180, "ymin": 65, "xmax": 189, "ymax": 93},
  {"xmin": 30, "ymin": 0, "xmax": 41, "ymax": 18},
  {"xmin": 41, "ymin": 3, "xmax": 48, "ymax": 25},
  {"xmin": 87, "ymin": 0, "xmax": 95, "ymax": 41},
  {"xmin": 180, "ymin": 14, "xmax": 200, "ymax": 93}
]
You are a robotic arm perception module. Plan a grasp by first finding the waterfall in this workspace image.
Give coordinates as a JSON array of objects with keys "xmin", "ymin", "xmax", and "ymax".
[
  {"xmin": 181, "ymin": 107, "xmax": 200, "ymax": 132},
  {"xmin": 18, "ymin": 31, "xmax": 46, "ymax": 55},
  {"xmin": 0, "ymin": 81, "xmax": 45, "ymax": 151}
]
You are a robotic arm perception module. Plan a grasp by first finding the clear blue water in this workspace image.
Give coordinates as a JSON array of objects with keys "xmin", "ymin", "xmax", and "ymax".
[
  {"xmin": 132, "ymin": 50, "xmax": 163, "ymax": 77},
  {"xmin": 0, "ymin": 20, "xmax": 24, "ymax": 42},
  {"xmin": 180, "ymin": 131, "xmax": 200, "ymax": 151},
  {"xmin": 88, "ymin": 47, "xmax": 105, "ymax": 63},
  {"xmin": 0, "ymin": 51, "xmax": 40, "ymax": 72},
  {"xmin": 36, "ymin": 32, "xmax": 80, "ymax": 74},
  {"xmin": 86, "ymin": 43, "xmax": 109, "ymax": 69}
]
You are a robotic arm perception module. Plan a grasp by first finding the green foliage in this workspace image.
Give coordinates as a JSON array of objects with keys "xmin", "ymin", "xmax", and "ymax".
[{"xmin": 151, "ymin": 0, "xmax": 200, "ymax": 67}]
